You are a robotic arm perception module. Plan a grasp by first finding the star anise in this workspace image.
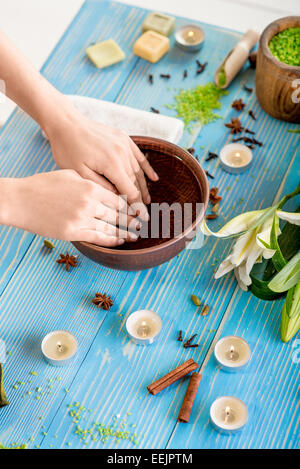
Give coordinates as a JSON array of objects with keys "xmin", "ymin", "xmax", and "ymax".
[
  {"xmin": 232, "ymin": 99, "xmax": 245, "ymax": 111},
  {"xmin": 56, "ymin": 252, "xmax": 78, "ymax": 271},
  {"xmin": 92, "ymin": 293, "xmax": 113, "ymax": 310},
  {"xmin": 225, "ymin": 117, "xmax": 243, "ymax": 134}
]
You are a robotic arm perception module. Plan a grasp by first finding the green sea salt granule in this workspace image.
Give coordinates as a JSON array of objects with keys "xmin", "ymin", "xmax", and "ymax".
[
  {"xmin": 171, "ymin": 82, "xmax": 228, "ymax": 126},
  {"xmin": 218, "ymin": 66, "xmax": 227, "ymax": 87},
  {"xmin": 269, "ymin": 27, "xmax": 300, "ymax": 67}
]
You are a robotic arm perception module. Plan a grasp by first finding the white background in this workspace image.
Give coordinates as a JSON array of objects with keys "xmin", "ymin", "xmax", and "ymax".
[{"xmin": 0, "ymin": 0, "xmax": 299, "ymax": 123}]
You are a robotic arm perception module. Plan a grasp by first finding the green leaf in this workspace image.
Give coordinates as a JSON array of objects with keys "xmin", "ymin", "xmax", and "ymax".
[
  {"xmin": 268, "ymin": 252, "xmax": 300, "ymax": 293},
  {"xmin": 280, "ymin": 284, "xmax": 300, "ymax": 342},
  {"xmin": 263, "ymin": 207, "xmax": 300, "ymax": 281},
  {"xmin": 250, "ymin": 274, "xmax": 284, "ymax": 300},
  {"xmin": 0, "ymin": 364, "xmax": 9, "ymax": 408},
  {"xmin": 286, "ymin": 282, "xmax": 300, "ymax": 319},
  {"xmin": 270, "ymin": 214, "xmax": 287, "ymax": 272},
  {"xmin": 287, "ymin": 129, "xmax": 300, "ymax": 134}
]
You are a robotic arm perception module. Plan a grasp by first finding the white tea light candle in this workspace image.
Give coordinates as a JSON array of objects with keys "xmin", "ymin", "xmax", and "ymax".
[
  {"xmin": 175, "ymin": 24, "xmax": 205, "ymax": 52},
  {"xmin": 210, "ymin": 396, "xmax": 248, "ymax": 433},
  {"xmin": 41, "ymin": 330, "xmax": 78, "ymax": 366},
  {"xmin": 214, "ymin": 336, "xmax": 251, "ymax": 371},
  {"xmin": 219, "ymin": 143, "xmax": 253, "ymax": 173},
  {"xmin": 126, "ymin": 310, "xmax": 162, "ymax": 345}
]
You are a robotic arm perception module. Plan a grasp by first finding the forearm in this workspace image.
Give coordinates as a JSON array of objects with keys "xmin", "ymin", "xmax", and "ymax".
[{"xmin": 0, "ymin": 31, "xmax": 77, "ymax": 135}]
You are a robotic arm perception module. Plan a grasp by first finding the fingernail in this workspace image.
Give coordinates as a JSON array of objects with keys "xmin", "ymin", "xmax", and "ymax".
[
  {"xmin": 130, "ymin": 233, "xmax": 138, "ymax": 241},
  {"xmin": 118, "ymin": 239, "xmax": 125, "ymax": 245},
  {"xmin": 153, "ymin": 172, "xmax": 159, "ymax": 181}
]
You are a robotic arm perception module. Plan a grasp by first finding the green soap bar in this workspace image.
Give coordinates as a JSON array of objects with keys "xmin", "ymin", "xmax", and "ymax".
[
  {"xmin": 142, "ymin": 12, "xmax": 175, "ymax": 37},
  {"xmin": 86, "ymin": 40, "xmax": 125, "ymax": 69}
]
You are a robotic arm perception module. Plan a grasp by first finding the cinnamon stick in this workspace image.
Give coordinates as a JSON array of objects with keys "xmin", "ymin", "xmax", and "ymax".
[
  {"xmin": 147, "ymin": 359, "xmax": 198, "ymax": 395},
  {"xmin": 177, "ymin": 372, "xmax": 202, "ymax": 423}
]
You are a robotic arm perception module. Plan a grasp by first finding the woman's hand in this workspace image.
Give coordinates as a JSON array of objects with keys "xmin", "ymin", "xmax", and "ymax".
[
  {"xmin": 0, "ymin": 170, "xmax": 140, "ymax": 246},
  {"xmin": 46, "ymin": 110, "xmax": 158, "ymax": 220}
]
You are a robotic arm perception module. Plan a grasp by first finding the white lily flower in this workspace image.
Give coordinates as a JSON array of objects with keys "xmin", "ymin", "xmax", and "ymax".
[
  {"xmin": 276, "ymin": 210, "xmax": 300, "ymax": 226},
  {"xmin": 203, "ymin": 206, "xmax": 298, "ymax": 292},
  {"xmin": 200, "ymin": 209, "xmax": 265, "ymax": 238}
]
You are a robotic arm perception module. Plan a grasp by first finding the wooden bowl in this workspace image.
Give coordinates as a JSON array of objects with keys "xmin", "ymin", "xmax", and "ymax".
[
  {"xmin": 72, "ymin": 136, "xmax": 209, "ymax": 270},
  {"xmin": 256, "ymin": 16, "xmax": 300, "ymax": 122}
]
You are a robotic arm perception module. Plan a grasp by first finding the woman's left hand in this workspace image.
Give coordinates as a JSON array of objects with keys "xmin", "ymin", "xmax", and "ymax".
[{"xmin": 47, "ymin": 110, "xmax": 158, "ymax": 220}]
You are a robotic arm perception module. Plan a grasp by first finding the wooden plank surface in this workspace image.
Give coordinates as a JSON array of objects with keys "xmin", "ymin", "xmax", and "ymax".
[{"xmin": 0, "ymin": 0, "xmax": 299, "ymax": 449}]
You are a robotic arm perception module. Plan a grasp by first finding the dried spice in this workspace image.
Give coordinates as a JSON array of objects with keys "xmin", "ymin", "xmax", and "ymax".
[
  {"xmin": 248, "ymin": 110, "xmax": 256, "ymax": 120},
  {"xmin": 209, "ymin": 187, "xmax": 222, "ymax": 206},
  {"xmin": 183, "ymin": 334, "xmax": 197, "ymax": 348},
  {"xmin": 187, "ymin": 147, "xmax": 195, "ymax": 154},
  {"xmin": 201, "ymin": 304, "xmax": 210, "ymax": 316},
  {"xmin": 56, "ymin": 252, "xmax": 78, "ymax": 271},
  {"xmin": 232, "ymin": 99, "xmax": 245, "ymax": 111},
  {"xmin": 177, "ymin": 372, "xmax": 202, "ymax": 423},
  {"xmin": 183, "ymin": 69, "xmax": 188, "ymax": 79},
  {"xmin": 147, "ymin": 359, "xmax": 198, "ymax": 395},
  {"xmin": 191, "ymin": 294, "xmax": 201, "ymax": 306},
  {"xmin": 244, "ymin": 128, "xmax": 255, "ymax": 135},
  {"xmin": 171, "ymin": 82, "xmax": 227, "ymax": 126},
  {"xmin": 205, "ymin": 170, "xmax": 214, "ymax": 179},
  {"xmin": 243, "ymin": 84, "xmax": 253, "ymax": 93},
  {"xmin": 205, "ymin": 151, "xmax": 218, "ymax": 162},
  {"xmin": 269, "ymin": 27, "xmax": 300, "ymax": 67},
  {"xmin": 150, "ymin": 107, "xmax": 160, "ymax": 114},
  {"xmin": 196, "ymin": 61, "xmax": 207, "ymax": 74},
  {"xmin": 92, "ymin": 293, "xmax": 113, "ymax": 310},
  {"xmin": 206, "ymin": 214, "xmax": 218, "ymax": 220},
  {"xmin": 160, "ymin": 73, "xmax": 171, "ymax": 79},
  {"xmin": 148, "ymin": 74, "xmax": 153, "ymax": 84},
  {"xmin": 225, "ymin": 117, "xmax": 243, "ymax": 134},
  {"xmin": 43, "ymin": 239, "xmax": 55, "ymax": 249},
  {"xmin": 178, "ymin": 330, "xmax": 183, "ymax": 341}
]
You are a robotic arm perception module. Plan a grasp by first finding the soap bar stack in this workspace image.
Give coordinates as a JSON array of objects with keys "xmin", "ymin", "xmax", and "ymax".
[{"xmin": 134, "ymin": 12, "xmax": 175, "ymax": 63}]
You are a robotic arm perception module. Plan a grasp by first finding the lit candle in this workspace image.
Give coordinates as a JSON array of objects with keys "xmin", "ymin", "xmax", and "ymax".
[
  {"xmin": 126, "ymin": 310, "xmax": 162, "ymax": 345},
  {"xmin": 210, "ymin": 396, "xmax": 248, "ymax": 433},
  {"xmin": 41, "ymin": 330, "xmax": 78, "ymax": 366},
  {"xmin": 219, "ymin": 143, "xmax": 253, "ymax": 173},
  {"xmin": 214, "ymin": 336, "xmax": 251, "ymax": 372},
  {"xmin": 175, "ymin": 24, "xmax": 205, "ymax": 52}
]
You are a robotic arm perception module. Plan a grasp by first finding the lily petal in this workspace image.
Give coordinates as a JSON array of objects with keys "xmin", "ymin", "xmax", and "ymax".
[
  {"xmin": 256, "ymin": 218, "xmax": 277, "ymax": 259},
  {"xmin": 200, "ymin": 210, "xmax": 265, "ymax": 238},
  {"xmin": 234, "ymin": 267, "xmax": 248, "ymax": 291},
  {"xmin": 231, "ymin": 230, "xmax": 257, "ymax": 266},
  {"xmin": 276, "ymin": 210, "xmax": 300, "ymax": 226},
  {"xmin": 214, "ymin": 256, "xmax": 235, "ymax": 279}
]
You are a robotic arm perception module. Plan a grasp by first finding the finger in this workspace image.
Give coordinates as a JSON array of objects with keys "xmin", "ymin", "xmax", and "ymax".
[
  {"xmin": 80, "ymin": 230, "xmax": 125, "ymax": 247},
  {"xmin": 81, "ymin": 166, "xmax": 118, "ymax": 193},
  {"xmin": 96, "ymin": 185, "xmax": 129, "ymax": 214},
  {"xmin": 95, "ymin": 203, "xmax": 141, "ymax": 231},
  {"xmin": 106, "ymin": 169, "xmax": 149, "ymax": 221},
  {"xmin": 130, "ymin": 140, "xmax": 159, "ymax": 181},
  {"xmin": 130, "ymin": 157, "xmax": 151, "ymax": 205},
  {"xmin": 92, "ymin": 219, "xmax": 138, "ymax": 242}
]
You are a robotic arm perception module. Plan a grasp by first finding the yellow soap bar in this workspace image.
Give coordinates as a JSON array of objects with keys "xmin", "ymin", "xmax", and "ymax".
[
  {"xmin": 133, "ymin": 31, "xmax": 170, "ymax": 63},
  {"xmin": 86, "ymin": 39, "xmax": 125, "ymax": 69}
]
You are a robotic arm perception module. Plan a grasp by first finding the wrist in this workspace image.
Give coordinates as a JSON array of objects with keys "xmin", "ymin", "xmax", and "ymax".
[
  {"xmin": 0, "ymin": 178, "xmax": 24, "ymax": 227},
  {"xmin": 41, "ymin": 92, "xmax": 83, "ymax": 140}
]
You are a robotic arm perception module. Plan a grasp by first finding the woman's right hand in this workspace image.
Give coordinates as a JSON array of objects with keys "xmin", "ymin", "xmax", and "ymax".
[{"xmin": 0, "ymin": 170, "xmax": 139, "ymax": 246}]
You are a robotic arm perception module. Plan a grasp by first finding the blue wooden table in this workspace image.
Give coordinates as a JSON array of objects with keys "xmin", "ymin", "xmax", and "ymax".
[{"xmin": 0, "ymin": 0, "xmax": 299, "ymax": 449}]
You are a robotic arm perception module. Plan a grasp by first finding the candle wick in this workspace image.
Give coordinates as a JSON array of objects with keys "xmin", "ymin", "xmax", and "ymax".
[
  {"xmin": 57, "ymin": 342, "xmax": 63, "ymax": 353},
  {"xmin": 224, "ymin": 406, "xmax": 231, "ymax": 423},
  {"xmin": 230, "ymin": 345, "xmax": 235, "ymax": 359}
]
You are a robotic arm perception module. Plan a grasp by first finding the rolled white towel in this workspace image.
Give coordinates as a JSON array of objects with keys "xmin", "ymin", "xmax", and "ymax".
[{"xmin": 42, "ymin": 94, "xmax": 184, "ymax": 144}]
